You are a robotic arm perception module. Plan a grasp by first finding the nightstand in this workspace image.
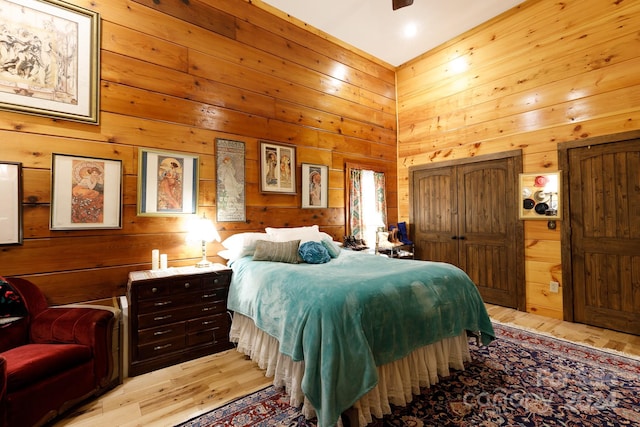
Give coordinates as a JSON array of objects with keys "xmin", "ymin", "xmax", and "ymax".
[{"xmin": 127, "ymin": 264, "xmax": 233, "ymax": 376}]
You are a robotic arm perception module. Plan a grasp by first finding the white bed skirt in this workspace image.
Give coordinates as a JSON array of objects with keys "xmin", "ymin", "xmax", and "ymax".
[{"xmin": 229, "ymin": 313, "xmax": 472, "ymax": 427}]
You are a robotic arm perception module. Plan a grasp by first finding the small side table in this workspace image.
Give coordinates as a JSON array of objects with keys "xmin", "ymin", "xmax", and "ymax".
[{"xmin": 377, "ymin": 243, "xmax": 415, "ymax": 259}]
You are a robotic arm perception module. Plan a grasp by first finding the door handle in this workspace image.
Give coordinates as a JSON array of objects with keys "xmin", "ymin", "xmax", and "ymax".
[
  {"xmin": 451, "ymin": 236, "xmax": 458, "ymax": 240},
  {"xmin": 459, "ymin": 236, "xmax": 466, "ymax": 240}
]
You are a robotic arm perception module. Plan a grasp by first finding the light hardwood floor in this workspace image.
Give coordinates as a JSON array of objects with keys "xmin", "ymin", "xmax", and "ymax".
[{"xmin": 53, "ymin": 305, "xmax": 640, "ymax": 427}]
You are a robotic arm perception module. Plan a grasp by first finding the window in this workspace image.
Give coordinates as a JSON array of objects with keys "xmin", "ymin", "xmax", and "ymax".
[{"xmin": 345, "ymin": 162, "xmax": 387, "ymax": 247}]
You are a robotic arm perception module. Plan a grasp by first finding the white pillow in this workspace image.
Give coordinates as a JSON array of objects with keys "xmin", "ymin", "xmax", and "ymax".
[
  {"xmin": 265, "ymin": 225, "xmax": 323, "ymax": 243},
  {"xmin": 318, "ymin": 231, "xmax": 334, "ymax": 242},
  {"xmin": 217, "ymin": 249, "xmax": 243, "ymax": 264},
  {"xmin": 217, "ymin": 249, "xmax": 234, "ymax": 260},
  {"xmin": 222, "ymin": 232, "xmax": 267, "ymax": 250},
  {"xmin": 221, "ymin": 232, "xmax": 269, "ymax": 259}
]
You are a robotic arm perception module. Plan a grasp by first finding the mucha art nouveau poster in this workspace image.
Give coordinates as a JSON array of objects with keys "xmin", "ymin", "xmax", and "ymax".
[
  {"xmin": 138, "ymin": 149, "xmax": 198, "ymax": 216},
  {"xmin": 156, "ymin": 156, "xmax": 184, "ymax": 212},
  {"xmin": 50, "ymin": 154, "xmax": 122, "ymax": 229},
  {"xmin": 301, "ymin": 163, "xmax": 328, "ymax": 208},
  {"xmin": 216, "ymin": 138, "xmax": 245, "ymax": 222},
  {"xmin": 259, "ymin": 141, "xmax": 296, "ymax": 194}
]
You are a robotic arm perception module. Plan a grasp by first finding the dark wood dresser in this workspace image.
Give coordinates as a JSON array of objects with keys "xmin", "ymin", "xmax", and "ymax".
[{"xmin": 127, "ymin": 265, "xmax": 233, "ymax": 376}]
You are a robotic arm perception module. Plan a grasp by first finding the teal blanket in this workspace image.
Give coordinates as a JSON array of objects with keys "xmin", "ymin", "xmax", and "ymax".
[{"xmin": 227, "ymin": 250, "xmax": 494, "ymax": 427}]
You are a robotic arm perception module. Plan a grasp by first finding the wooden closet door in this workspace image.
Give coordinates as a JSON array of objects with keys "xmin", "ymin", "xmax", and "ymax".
[
  {"xmin": 411, "ymin": 154, "xmax": 524, "ymax": 310},
  {"xmin": 412, "ymin": 166, "xmax": 459, "ymax": 266},
  {"xmin": 457, "ymin": 159, "xmax": 522, "ymax": 309},
  {"xmin": 569, "ymin": 140, "xmax": 640, "ymax": 335}
]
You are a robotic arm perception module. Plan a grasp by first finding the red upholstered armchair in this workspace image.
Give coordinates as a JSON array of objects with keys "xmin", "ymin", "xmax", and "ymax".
[{"xmin": 0, "ymin": 277, "xmax": 116, "ymax": 427}]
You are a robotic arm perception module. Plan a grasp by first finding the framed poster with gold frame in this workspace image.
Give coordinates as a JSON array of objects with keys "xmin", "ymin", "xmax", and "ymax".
[{"xmin": 519, "ymin": 171, "xmax": 561, "ymax": 220}]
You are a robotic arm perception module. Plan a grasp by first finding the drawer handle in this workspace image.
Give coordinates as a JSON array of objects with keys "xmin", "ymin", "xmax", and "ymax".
[
  {"xmin": 213, "ymin": 278, "xmax": 219, "ymax": 284},
  {"xmin": 203, "ymin": 293, "xmax": 217, "ymax": 298},
  {"xmin": 184, "ymin": 282, "xmax": 191, "ymax": 289},
  {"xmin": 201, "ymin": 320, "xmax": 218, "ymax": 326},
  {"xmin": 154, "ymin": 343, "xmax": 172, "ymax": 351},
  {"xmin": 202, "ymin": 306, "xmax": 218, "ymax": 312},
  {"xmin": 154, "ymin": 314, "xmax": 172, "ymax": 321},
  {"xmin": 152, "ymin": 287, "xmax": 158, "ymax": 293},
  {"xmin": 154, "ymin": 300, "xmax": 172, "ymax": 307},
  {"xmin": 154, "ymin": 329, "xmax": 173, "ymax": 336}
]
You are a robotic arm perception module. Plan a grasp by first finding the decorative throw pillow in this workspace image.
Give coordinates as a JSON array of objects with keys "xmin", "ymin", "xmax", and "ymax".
[
  {"xmin": 0, "ymin": 277, "xmax": 27, "ymax": 319},
  {"xmin": 321, "ymin": 238, "xmax": 341, "ymax": 258},
  {"xmin": 299, "ymin": 241, "xmax": 331, "ymax": 264},
  {"xmin": 253, "ymin": 240, "xmax": 302, "ymax": 264}
]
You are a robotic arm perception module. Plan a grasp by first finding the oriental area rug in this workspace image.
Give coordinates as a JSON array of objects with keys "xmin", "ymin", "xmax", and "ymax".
[{"xmin": 178, "ymin": 323, "xmax": 640, "ymax": 427}]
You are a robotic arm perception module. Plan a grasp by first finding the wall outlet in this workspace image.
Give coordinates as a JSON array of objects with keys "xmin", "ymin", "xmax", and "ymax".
[{"xmin": 549, "ymin": 281, "xmax": 559, "ymax": 293}]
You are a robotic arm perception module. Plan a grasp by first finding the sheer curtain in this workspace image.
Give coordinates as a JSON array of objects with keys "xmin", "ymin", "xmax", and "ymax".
[{"xmin": 348, "ymin": 168, "xmax": 387, "ymax": 247}]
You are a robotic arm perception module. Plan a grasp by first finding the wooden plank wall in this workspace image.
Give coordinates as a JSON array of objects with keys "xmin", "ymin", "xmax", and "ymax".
[
  {"xmin": 0, "ymin": 0, "xmax": 397, "ymax": 305},
  {"xmin": 396, "ymin": 0, "xmax": 640, "ymax": 319}
]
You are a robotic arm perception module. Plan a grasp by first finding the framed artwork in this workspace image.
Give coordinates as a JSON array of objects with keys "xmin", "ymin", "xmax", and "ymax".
[
  {"xmin": 216, "ymin": 138, "xmax": 246, "ymax": 222},
  {"xmin": 0, "ymin": 162, "xmax": 23, "ymax": 245},
  {"xmin": 519, "ymin": 171, "xmax": 561, "ymax": 220},
  {"xmin": 138, "ymin": 149, "xmax": 199, "ymax": 216},
  {"xmin": 301, "ymin": 163, "xmax": 328, "ymax": 208},
  {"xmin": 259, "ymin": 141, "xmax": 296, "ymax": 194},
  {"xmin": 50, "ymin": 154, "xmax": 122, "ymax": 230},
  {"xmin": 0, "ymin": 0, "xmax": 100, "ymax": 124}
]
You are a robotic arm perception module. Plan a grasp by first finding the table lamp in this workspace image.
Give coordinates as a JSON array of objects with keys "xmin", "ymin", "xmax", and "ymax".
[{"xmin": 186, "ymin": 213, "xmax": 220, "ymax": 268}]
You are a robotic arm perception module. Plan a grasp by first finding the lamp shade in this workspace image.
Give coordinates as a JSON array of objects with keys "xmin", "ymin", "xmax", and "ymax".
[{"xmin": 186, "ymin": 215, "xmax": 220, "ymax": 244}]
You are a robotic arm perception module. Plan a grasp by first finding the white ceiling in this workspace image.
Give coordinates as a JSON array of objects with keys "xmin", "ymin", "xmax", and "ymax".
[{"xmin": 262, "ymin": 0, "xmax": 526, "ymax": 67}]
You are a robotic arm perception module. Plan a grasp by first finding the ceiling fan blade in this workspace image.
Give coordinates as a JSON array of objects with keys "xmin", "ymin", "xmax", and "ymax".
[{"xmin": 392, "ymin": 0, "xmax": 414, "ymax": 10}]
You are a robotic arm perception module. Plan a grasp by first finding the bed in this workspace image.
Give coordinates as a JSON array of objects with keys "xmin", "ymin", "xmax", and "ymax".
[{"xmin": 222, "ymin": 227, "xmax": 495, "ymax": 427}]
